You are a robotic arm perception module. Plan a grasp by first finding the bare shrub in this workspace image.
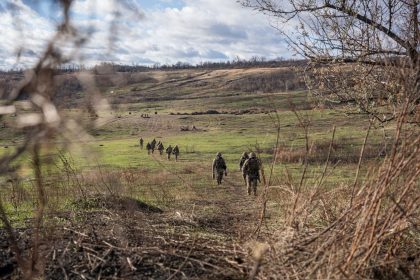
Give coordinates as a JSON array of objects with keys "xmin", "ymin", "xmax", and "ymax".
[
  {"xmin": 0, "ymin": 1, "xmax": 139, "ymax": 277},
  {"xmin": 241, "ymin": 2, "xmax": 419, "ymax": 277},
  {"xmin": 275, "ymin": 137, "xmax": 391, "ymax": 164},
  {"xmin": 253, "ymin": 105, "xmax": 419, "ymax": 279}
]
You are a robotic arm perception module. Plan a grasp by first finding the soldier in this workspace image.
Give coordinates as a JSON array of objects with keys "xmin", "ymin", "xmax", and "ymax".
[
  {"xmin": 166, "ymin": 145, "xmax": 173, "ymax": 160},
  {"xmin": 139, "ymin": 137, "xmax": 144, "ymax": 149},
  {"xmin": 151, "ymin": 138, "xmax": 157, "ymax": 153},
  {"xmin": 239, "ymin": 152, "xmax": 249, "ymax": 183},
  {"xmin": 212, "ymin": 152, "xmax": 227, "ymax": 185},
  {"xmin": 173, "ymin": 145, "xmax": 180, "ymax": 161},
  {"xmin": 157, "ymin": 142, "xmax": 164, "ymax": 155},
  {"xmin": 146, "ymin": 142, "xmax": 152, "ymax": 155},
  {"xmin": 242, "ymin": 152, "xmax": 261, "ymax": 196}
]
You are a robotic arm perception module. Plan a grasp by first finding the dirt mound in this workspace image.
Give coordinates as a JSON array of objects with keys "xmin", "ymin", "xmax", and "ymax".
[
  {"xmin": 72, "ymin": 195, "xmax": 163, "ymax": 213},
  {"xmin": 0, "ymin": 209, "xmax": 246, "ymax": 279}
]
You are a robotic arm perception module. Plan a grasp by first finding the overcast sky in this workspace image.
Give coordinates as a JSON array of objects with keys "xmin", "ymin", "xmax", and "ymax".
[{"xmin": 0, "ymin": 0, "xmax": 294, "ymax": 70}]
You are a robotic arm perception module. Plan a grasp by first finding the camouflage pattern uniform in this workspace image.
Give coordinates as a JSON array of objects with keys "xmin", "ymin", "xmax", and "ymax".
[
  {"xmin": 157, "ymin": 142, "xmax": 164, "ymax": 155},
  {"xmin": 212, "ymin": 152, "xmax": 227, "ymax": 185},
  {"xmin": 166, "ymin": 145, "xmax": 173, "ymax": 160},
  {"xmin": 239, "ymin": 152, "xmax": 249, "ymax": 183},
  {"xmin": 151, "ymin": 139, "xmax": 156, "ymax": 153},
  {"xmin": 146, "ymin": 142, "xmax": 152, "ymax": 155},
  {"xmin": 173, "ymin": 145, "xmax": 180, "ymax": 161},
  {"xmin": 242, "ymin": 152, "xmax": 261, "ymax": 196},
  {"xmin": 139, "ymin": 138, "xmax": 144, "ymax": 149}
]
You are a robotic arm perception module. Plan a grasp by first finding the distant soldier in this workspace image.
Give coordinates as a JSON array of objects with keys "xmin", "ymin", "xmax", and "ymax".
[
  {"xmin": 173, "ymin": 145, "xmax": 180, "ymax": 161},
  {"xmin": 242, "ymin": 152, "xmax": 261, "ymax": 196},
  {"xmin": 146, "ymin": 142, "xmax": 152, "ymax": 155},
  {"xmin": 139, "ymin": 137, "xmax": 144, "ymax": 149},
  {"xmin": 212, "ymin": 152, "xmax": 227, "ymax": 185},
  {"xmin": 157, "ymin": 142, "xmax": 164, "ymax": 155},
  {"xmin": 239, "ymin": 152, "xmax": 249, "ymax": 182},
  {"xmin": 166, "ymin": 145, "xmax": 173, "ymax": 160},
  {"xmin": 151, "ymin": 138, "xmax": 157, "ymax": 153}
]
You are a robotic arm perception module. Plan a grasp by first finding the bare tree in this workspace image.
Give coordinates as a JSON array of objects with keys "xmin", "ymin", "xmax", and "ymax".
[
  {"xmin": 241, "ymin": 0, "xmax": 419, "ymax": 122},
  {"xmin": 240, "ymin": 2, "xmax": 420, "ymax": 279}
]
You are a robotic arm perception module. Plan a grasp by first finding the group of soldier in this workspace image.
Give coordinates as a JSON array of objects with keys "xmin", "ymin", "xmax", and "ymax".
[
  {"xmin": 212, "ymin": 151, "xmax": 261, "ymax": 196},
  {"xmin": 139, "ymin": 137, "xmax": 180, "ymax": 161},
  {"xmin": 139, "ymin": 136, "xmax": 260, "ymax": 195}
]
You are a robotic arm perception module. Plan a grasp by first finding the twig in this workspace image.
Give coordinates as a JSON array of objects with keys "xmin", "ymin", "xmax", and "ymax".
[
  {"xmin": 166, "ymin": 241, "xmax": 194, "ymax": 280},
  {"xmin": 350, "ymin": 120, "xmax": 372, "ymax": 207}
]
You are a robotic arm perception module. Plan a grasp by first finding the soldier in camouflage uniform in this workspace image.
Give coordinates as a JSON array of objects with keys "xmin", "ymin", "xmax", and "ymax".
[
  {"xmin": 151, "ymin": 138, "xmax": 156, "ymax": 153},
  {"xmin": 242, "ymin": 152, "xmax": 261, "ymax": 196},
  {"xmin": 239, "ymin": 152, "xmax": 249, "ymax": 183},
  {"xmin": 173, "ymin": 145, "xmax": 180, "ymax": 161},
  {"xmin": 166, "ymin": 145, "xmax": 173, "ymax": 160},
  {"xmin": 139, "ymin": 137, "xmax": 144, "ymax": 149},
  {"xmin": 146, "ymin": 142, "xmax": 152, "ymax": 155},
  {"xmin": 157, "ymin": 142, "xmax": 164, "ymax": 155},
  {"xmin": 212, "ymin": 152, "xmax": 227, "ymax": 185}
]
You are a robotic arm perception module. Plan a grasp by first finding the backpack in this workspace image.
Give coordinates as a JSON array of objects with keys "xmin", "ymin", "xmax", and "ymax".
[
  {"xmin": 239, "ymin": 156, "xmax": 247, "ymax": 169},
  {"xmin": 214, "ymin": 157, "xmax": 226, "ymax": 170}
]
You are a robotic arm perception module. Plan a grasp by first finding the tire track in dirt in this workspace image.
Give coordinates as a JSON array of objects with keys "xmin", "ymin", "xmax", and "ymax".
[{"xmin": 177, "ymin": 174, "xmax": 262, "ymax": 240}]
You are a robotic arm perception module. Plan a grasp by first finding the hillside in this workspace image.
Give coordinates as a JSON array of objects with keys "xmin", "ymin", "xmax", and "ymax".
[
  {"xmin": 0, "ymin": 67, "xmax": 306, "ymax": 107},
  {"xmin": 0, "ymin": 66, "xmax": 417, "ymax": 279}
]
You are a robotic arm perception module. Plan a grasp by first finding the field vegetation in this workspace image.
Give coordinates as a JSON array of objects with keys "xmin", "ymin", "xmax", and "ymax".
[
  {"xmin": 2, "ymin": 66, "xmax": 412, "ymax": 279},
  {"xmin": 0, "ymin": 0, "xmax": 418, "ymax": 279}
]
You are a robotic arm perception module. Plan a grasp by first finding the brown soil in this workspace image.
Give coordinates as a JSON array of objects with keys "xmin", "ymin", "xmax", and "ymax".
[{"xmin": 0, "ymin": 180, "xmax": 262, "ymax": 279}]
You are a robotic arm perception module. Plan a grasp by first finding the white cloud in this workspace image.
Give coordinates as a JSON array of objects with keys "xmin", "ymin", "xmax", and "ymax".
[
  {"xmin": 0, "ymin": 0, "xmax": 54, "ymax": 69},
  {"xmin": 0, "ymin": 0, "xmax": 292, "ymax": 69}
]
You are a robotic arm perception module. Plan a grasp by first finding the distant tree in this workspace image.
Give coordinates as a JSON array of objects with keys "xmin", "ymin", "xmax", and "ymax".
[{"xmin": 241, "ymin": 0, "xmax": 419, "ymax": 122}]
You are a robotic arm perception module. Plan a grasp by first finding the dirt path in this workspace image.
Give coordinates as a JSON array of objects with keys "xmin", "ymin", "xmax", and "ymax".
[{"xmin": 184, "ymin": 177, "xmax": 262, "ymax": 238}]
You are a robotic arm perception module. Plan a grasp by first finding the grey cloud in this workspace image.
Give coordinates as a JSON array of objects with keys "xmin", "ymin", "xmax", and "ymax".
[
  {"xmin": 174, "ymin": 48, "xmax": 200, "ymax": 58},
  {"xmin": 84, "ymin": 52, "xmax": 117, "ymax": 61},
  {"xmin": 116, "ymin": 46, "xmax": 130, "ymax": 55},
  {"xmin": 203, "ymin": 49, "xmax": 227, "ymax": 59},
  {"xmin": 134, "ymin": 57, "xmax": 156, "ymax": 64},
  {"xmin": 208, "ymin": 23, "xmax": 247, "ymax": 40},
  {"xmin": 20, "ymin": 49, "xmax": 37, "ymax": 57}
]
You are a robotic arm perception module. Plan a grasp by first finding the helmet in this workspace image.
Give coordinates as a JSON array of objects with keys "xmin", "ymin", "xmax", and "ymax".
[
  {"xmin": 216, "ymin": 152, "xmax": 222, "ymax": 157},
  {"xmin": 249, "ymin": 152, "xmax": 256, "ymax": 158}
]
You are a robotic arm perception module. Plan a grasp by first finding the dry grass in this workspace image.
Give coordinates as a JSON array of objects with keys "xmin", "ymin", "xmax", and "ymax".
[
  {"xmin": 254, "ymin": 106, "xmax": 419, "ymax": 279},
  {"xmin": 275, "ymin": 137, "xmax": 391, "ymax": 164},
  {"xmin": 1, "ymin": 1, "xmax": 418, "ymax": 279}
]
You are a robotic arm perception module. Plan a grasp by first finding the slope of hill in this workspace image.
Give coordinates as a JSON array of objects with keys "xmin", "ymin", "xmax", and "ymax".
[{"xmin": 1, "ymin": 67, "xmax": 306, "ymax": 108}]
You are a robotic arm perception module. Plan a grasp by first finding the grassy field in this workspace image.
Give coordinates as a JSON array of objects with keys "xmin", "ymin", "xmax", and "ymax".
[
  {"xmin": 2, "ymin": 68, "xmax": 413, "ymax": 279},
  {"xmin": 0, "ymin": 68, "xmax": 393, "ymax": 223}
]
